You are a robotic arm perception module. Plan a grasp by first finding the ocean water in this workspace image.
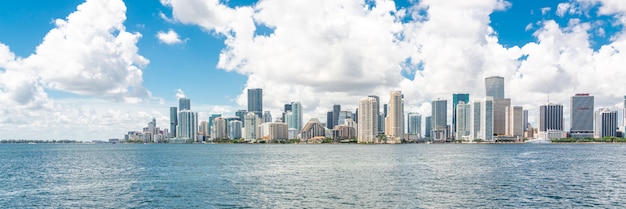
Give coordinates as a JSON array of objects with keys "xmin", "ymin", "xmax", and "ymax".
[{"xmin": 1, "ymin": 144, "xmax": 626, "ymax": 208}]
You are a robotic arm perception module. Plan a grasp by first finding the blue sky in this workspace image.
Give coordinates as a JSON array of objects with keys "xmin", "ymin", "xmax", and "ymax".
[{"xmin": 1, "ymin": 0, "xmax": 625, "ymax": 140}]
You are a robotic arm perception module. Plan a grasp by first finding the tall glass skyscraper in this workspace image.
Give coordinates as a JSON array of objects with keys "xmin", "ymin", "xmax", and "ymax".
[
  {"xmin": 169, "ymin": 107, "xmax": 177, "ymax": 138},
  {"xmin": 539, "ymin": 104, "xmax": 564, "ymax": 132},
  {"xmin": 179, "ymin": 98, "xmax": 191, "ymax": 111},
  {"xmin": 332, "ymin": 104, "xmax": 341, "ymax": 129},
  {"xmin": 452, "ymin": 93, "xmax": 470, "ymax": 135},
  {"xmin": 485, "ymin": 76, "xmax": 504, "ymax": 99},
  {"xmin": 570, "ymin": 93, "xmax": 594, "ymax": 138},
  {"xmin": 247, "ymin": 88, "xmax": 263, "ymax": 118},
  {"xmin": 407, "ymin": 112, "xmax": 422, "ymax": 137}
]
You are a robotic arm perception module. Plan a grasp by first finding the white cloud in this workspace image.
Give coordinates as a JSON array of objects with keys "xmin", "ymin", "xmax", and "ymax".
[
  {"xmin": 160, "ymin": 0, "xmax": 626, "ymax": 131},
  {"xmin": 175, "ymin": 88, "xmax": 186, "ymax": 99},
  {"xmin": 0, "ymin": 0, "xmax": 153, "ymax": 140},
  {"xmin": 541, "ymin": 7, "xmax": 552, "ymax": 15},
  {"xmin": 156, "ymin": 29, "xmax": 183, "ymax": 45}
]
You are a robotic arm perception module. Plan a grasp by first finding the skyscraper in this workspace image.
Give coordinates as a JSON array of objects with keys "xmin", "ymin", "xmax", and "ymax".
[
  {"xmin": 290, "ymin": 102, "xmax": 303, "ymax": 132},
  {"xmin": 368, "ymin": 95, "xmax": 381, "ymax": 133},
  {"xmin": 570, "ymin": 93, "xmax": 594, "ymax": 138},
  {"xmin": 213, "ymin": 117, "xmax": 228, "ymax": 140},
  {"xmin": 539, "ymin": 103, "xmax": 564, "ymax": 139},
  {"xmin": 235, "ymin": 110, "xmax": 247, "ymax": 127},
  {"xmin": 425, "ymin": 116, "xmax": 432, "ymax": 138},
  {"xmin": 332, "ymin": 104, "xmax": 341, "ymax": 129},
  {"xmin": 455, "ymin": 101, "xmax": 471, "ymax": 140},
  {"xmin": 485, "ymin": 76, "xmax": 504, "ymax": 99},
  {"xmin": 480, "ymin": 97, "xmax": 494, "ymax": 141},
  {"xmin": 169, "ymin": 107, "xmax": 177, "ymax": 138},
  {"xmin": 493, "ymin": 98, "xmax": 511, "ymax": 136},
  {"xmin": 244, "ymin": 112, "xmax": 260, "ymax": 142},
  {"xmin": 326, "ymin": 111, "xmax": 334, "ymax": 129},
  {"xmin": 208, "ymin": 114, "xmax": 221, "ymax": 139},
  {"xmin": 595, "ymin": 108, "xmax": 617, "ymax": 138},
  {"xmin": 452, "ymin": 93, "xmax": 470, "ymax": 136},
  {"xmin": 177, "ymin": 110, "xmax": 198, "ymax": 141},
  {"xmin": 358, "ymin": 97, "xmax": 378, "ymax": 143},
  {"xmin": 407, "ymin": 112, "xmax": 422, "ymax": 138},
  {"xmin": 229, "ymin": 120, "xmax": 242, "ymax": 139},
  {"xmin": 431, "ymin": 99, "xmax": 447, "ymax": 141},
  {"xmin": 263, "ymin": 111, "xmax": 272, "ymax": 123},
  {"xmin": 470, "ymin": 101, "xmax": 481, "ymax": 141},
  {"xmin": 385, "ymin": 91, "xmax": 404, "ymax": 141},
  {"xmin": 505, "ymin": 106, "xmax": 524, "ymax": 137},
  {"xmin": 179, "ymin": 98, "xmax": 191, "ymax": 111},
  {"xmin": 247, "ymin": 88, "xmax": 263, "ymax": 118}
]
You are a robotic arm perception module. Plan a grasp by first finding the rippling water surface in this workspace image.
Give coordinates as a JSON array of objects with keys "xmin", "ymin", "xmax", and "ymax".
[{"xmin": 2, "ymin": 144, "xmax": 626, "ymax": 208}]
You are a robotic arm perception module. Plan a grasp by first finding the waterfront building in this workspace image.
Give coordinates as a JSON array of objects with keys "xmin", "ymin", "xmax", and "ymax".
[
  {"xmin": 229, "ymin": 120, "xmax": 242, "ymax": 139},
  {"xmin": 326, "ymin": 111, "xmax": 334, "ymax": 129},
  {"xmin": 407, "ymin": 112, "xmax": 422, "ymax": 140},
  {"xmin": 368, "ymin": 95, "xmax": 381, "ymax": 133},
  {"xmin": 505, "ymin": 106, "xmax": 524, "ymax": 138},
  {"xmin": 469, "ymin": 100, "xmax": 481, "ymax": 141},
  {"xmin": 286, "ymin": 102, "xmax": 303, "ymax": 132},
  {"xmin": 493, "ymin": 98, "xmax": 511, "ymax": 136},
  {"xmin": 425, "ymin": 116, "xmax": 432, "ymax": 138},
  {"xmin": 455, "ymin": 101, "xmax": 471, "ymax": 141},
  {"xmin": 169, "ymin": 107, "xmax": 177, "ymax": 138},
  {"xmin": 259, "ymin": 122, "xmax": 289, "ymax": 142},
  {"xmin": 385, "ymin": 91, "xmax": 404, "ymax": 142},
  {"xmin": 358, "ymin": 97, "xmax": 378, "ymax": 143},
  {"xmin": 179, "ymin": 97, "xmax": 191, "ymax": 111},
  {"xmin": 480, "ymin": 97, "xmax": 494, "ymax": 141},
  {"xmin": 178, "ymin": 110, "xmax": 198, "ymax": 142},
  {"xmin": 301, "ymin": 118, "xmax": 326, "ymax": 142},
  {"xmin": 337, "ymin": 111, "xmax": 352, "ymax": 125},
  {"xmin": 539, "ymin": 103, "xmax": 564, "ymax": 139},
  {"xmin": 485, "ymin": 76, "xmax": 504, "ymax": 99},
  {"xmin": 244, "ymin": 112, "xmax": 261, "ymax": 142},
  {"xmin": 213, "ymin": 117, "xmax": 228, "ymax": 140},
  {"xmin": 332, "ymin": 104, "xmax": 341, "ymax": 129},
  {"xmin": 199, "ymin": 121, "xmax": 209, "ymax": 137},
  {"xmin": 452, "ymin": 93, "xmax": 470, "ymax": 137},
  {"xmin": 247, "ymin": 88, "xmax": 263, "ymax": 118},
  {"xmin": 333, "ymin": 125, "xmax": 356, "ymax": 141},
  {"xmin": 595, "ymin": 108, "xmax": 618, "ymax": 138},
  {"xmin": 571, "ymin": 93, "xmax": 594, "ymax": 138},
  {"xmin": 431, "ymin": 99, "xmax": 447, "ymax": 141},
  {"xmin": 208, "ymin": 114, "xmax": 222, "ymax": 139},
  {"xmin": 523, "ymin": 110, "xmax": 529, "ymax": 131},
  {"xmin": 235, "ymin": 110, "xmax": 247, "ymax": 127}
]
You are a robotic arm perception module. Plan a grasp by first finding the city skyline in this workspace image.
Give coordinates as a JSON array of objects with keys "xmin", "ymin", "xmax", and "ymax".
[{"xmin": 1, "ymin": 0, "xmax": 626, "ymax": 140}]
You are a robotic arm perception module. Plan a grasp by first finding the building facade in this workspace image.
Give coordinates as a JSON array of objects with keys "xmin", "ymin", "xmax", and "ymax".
[
  {"xmin": 571, "ymin": 93, "xmax": 594, "ymax": 138},
  {"xmin": 485, "ymin": 76, "xmax": 504, "ymax": 99},
  {"xmin": 358, "ymin": 97, "xmax": 378, "ymax": 143},
  {"xmin": 539, "ymin": 103, "xmax": 564, "ymax": 139},
  {"xmin": 385, "ymin": 91, "xmax": 404, "ymax": 142},
  {"xmin": 595, "ymin": 108, "xmax": 617, "ymax": 138},
  {"xmin": 247, "ymin": 88, "xmax": 263, "ymax": 118}
]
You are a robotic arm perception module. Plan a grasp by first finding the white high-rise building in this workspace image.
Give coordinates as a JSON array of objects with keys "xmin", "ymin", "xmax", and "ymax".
[
  {"xmin": 358, "ymin": 97, "xmax": 378, "ymax": 143},
  {"xmin": 385, "ymin": 91, "xmax": 404, "ymax": 142},
  {"xmin": 244, "ymin": 112, "xmax": 261, "ymax": 142},
  {"xmin": 480, "ymin": 97, "xmax": 494, "ymax": 141},
  {"xmin": 470, "ymin": 100, "xmax": 481, "ymax": 141},
  {"xmin": 213, "ymin": 117, "xmax": 228, "ymax": 140},
  {"xmin": 505, "ymin": 106, "xmax": 524, "ymax": 138},
  {"xmin": 455, "ymin": 101, "xmax": 471, "ymax": 141},
  {"xmin": 177, "ymin": 110, "xmax": 198, "ymax": 141},
  {"xmin": 229, "ymin": 120, "xmax": 242, "ymax": 139}
]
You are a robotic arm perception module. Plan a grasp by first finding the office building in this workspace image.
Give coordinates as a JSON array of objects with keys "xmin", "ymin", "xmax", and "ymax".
[
  {"xmin": 385, "ymin": 91, "xmax": 404, "ymax": 141},
  {"xmin": 179, "ymin": 97, "xmax": 191, "ymax": 111},
  {"xmin": 332, "ymin": 104, "xmax": 341, "ymax": 129},
  {"xmin": 470, "ymin": 101, "xmax": 481, "ymax": 141},
  {"xmin": 452, "ymin": 93, "xmax": 470, "ymax": 136},
  {"xmin": 570, "ymin": 93, "xmax": 594, "ymax": 138},
  {"xmin": 229, "ymin": 120, "xmax": 242, "ymax": 139},
  {"xmin": 455, "ymin": 101, "xmax": 471, "ymax": 141},
  {"xmin": 480, "ymin": 97, "xmax": 494, "ymax": 141},
  {"xmin": 505, "ymin": 106, "xmax": 524, "ymax": 138},
  {"xmin": 523, "ymin": 110, "xmax": 529, "ymax": 131},
  {"xmin": 247, "ymin": 88, "xmax": 263, "ymax": 118},
  {"xmin": 539, "ymin": 103, "xmax": 564, "ymax": 139},
  {"xmin": 493, "ymin": 98, "xmax": 511, "ymax": 136},
  {"xmin": 169, "ymin": 107, "xmax": 177, "ymax": 138},
  {"xmin": 431, "ymin": 99, "xmax": 447, "ymax": 141},
  {"xmin": 337, "ymin": 111, "xmax": 352, "ymax": 125},
  {"xmin": 326, "ymin": 111, "xmax": 334, "ymax": 129},
  {"xmin": 177, "ymin": 110, "xmax": 198, "ymax": 141},
  {"xmin": 235, "ymin": 110, "xmax": 247, "ymax": 126},
  {"xmin": 425, "ymin": 116, "xmax": 432, "ymax": 138},
  {"xmin": 407, "ymin": 112, "xmax": 422, "ymax": 139},
  {"xmin": 485, "ymin": 76, "xmax": 504, "ymax": 99},
  {"xmin": 263, "ymin": 111, "xmax": 272, "ymax": 123},
  {"xmin": 358, "ymin": 97, "xmax": 378, "ymax": 143},
  {"xmin": 287, "ymin": 101, "xmax": 303, "ymax": 132},
  {"xmin": 208, "ymin": 114, "xmax": 222, "ymax": 138},
  {"xmin": 595, "ymin": 108, "xmax": 618, "ymax": 138},
  {"xmin": 199, "ymin": 121, "xmax": 209, "ymax": 137}
]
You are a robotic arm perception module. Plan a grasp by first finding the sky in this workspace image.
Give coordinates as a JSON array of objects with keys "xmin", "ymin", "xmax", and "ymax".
[{"xmin": 1, "ymin": 0, "xmax": 626, "ymax": 140}]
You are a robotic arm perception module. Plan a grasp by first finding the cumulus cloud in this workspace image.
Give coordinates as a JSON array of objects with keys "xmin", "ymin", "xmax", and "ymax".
[
  {"xmin": 156, "ymin": 29, "xmax": 183, "ymax": 45},
  {"xmin": 175, "ymin": 88, "xmax": 186, "ymax": 99},
  {"xmin": 542, "ymin": 7, "xmax": 552, "ymax": 15},
  {"xmin": 0, "ymin": 0, "xmax": 152, "ymax": 140},
  {"xmin": 160, "ymin": 0, "xmax": 626, "ymax": 130}
]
